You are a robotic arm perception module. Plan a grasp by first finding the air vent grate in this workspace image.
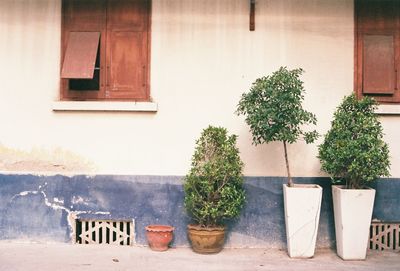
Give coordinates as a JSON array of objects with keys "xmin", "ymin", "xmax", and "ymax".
[
  {"xmin": 369, "ymin": 222, "xmax": 400, "ymax": 251},
  {"xmin": 76, "ymin": 219, "xmax": 134, "ymax": 245}
]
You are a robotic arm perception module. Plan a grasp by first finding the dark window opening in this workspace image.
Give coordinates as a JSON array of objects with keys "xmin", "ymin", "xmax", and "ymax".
[{"xmin": 69, "ymin": 46, "xmax": 100, "ymax": 91}]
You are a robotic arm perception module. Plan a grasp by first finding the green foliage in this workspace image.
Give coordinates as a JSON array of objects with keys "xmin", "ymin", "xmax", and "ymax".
[
  {"xmin": 184, "ymin": 126, "xmax": 246, "ymax": 227},
  {"xmin": 236, "ymin": 67, "xmax": 318, "ymax": 145},
  {"xmin": 318, "ymin": 94, "xmax": 390, "ymax": 189},
  {"xmin": 236, "ymin": 67, "xmax": 318, "ymax": 185}
]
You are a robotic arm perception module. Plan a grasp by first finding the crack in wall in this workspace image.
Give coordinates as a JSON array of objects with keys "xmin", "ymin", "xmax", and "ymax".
[
  {"xmin": 10, "ymin": 191, "xmax": 39, "ymax": 201},
  {"xmin": 9, "ymin": 184, "xmax": 111, "ymax": 241}
]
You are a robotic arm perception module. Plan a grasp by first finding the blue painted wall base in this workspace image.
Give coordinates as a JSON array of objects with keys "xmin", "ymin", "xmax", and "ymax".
[{"xmin": 0, "ymin": 174, "xmax": 398, "ymax": 248}]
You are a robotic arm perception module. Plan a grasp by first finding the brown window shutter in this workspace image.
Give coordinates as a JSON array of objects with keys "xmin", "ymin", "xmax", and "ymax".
[
  {"xmin": 105, "ymin": 0, "xmax": 150, "ymax": 100},
  {"xmin": 61, "ymin": 31, "xmax": 101, "ymax": 79},
  {"xmin": 107, "ymin": 31, "xmax": 148, "ymax": 100},
  {"xmin": 362, "ymin": 34, "xmax": 396, "ymax": 95},
  {"xmin": 355, "ymin": 0, "xmax": 400, "ymax": 102},
  {"xmin": 357, "ymin": 0, "xmax": 397, "ymax": 32},
  {"xmin": 63, "ymin": 0, "xmax": 106, "ymax": 30}
]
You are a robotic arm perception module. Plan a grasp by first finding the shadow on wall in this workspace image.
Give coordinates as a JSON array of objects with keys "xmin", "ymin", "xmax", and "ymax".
[{"xmin": 0, "ymin": 175, "xmax": 397, "ymax": 248}]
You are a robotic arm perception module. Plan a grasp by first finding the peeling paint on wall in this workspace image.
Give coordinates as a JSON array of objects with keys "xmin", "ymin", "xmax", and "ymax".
[
  {"xmin": 7, "ymin": 181, "xmax": 111, "ymax": 241},
  {"xmin": 1, "ymin": 174, "xmax": 399, "ymax": 248}
]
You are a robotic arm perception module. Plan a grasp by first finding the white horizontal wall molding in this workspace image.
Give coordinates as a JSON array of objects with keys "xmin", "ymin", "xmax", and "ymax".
[
  {"xmin": 52, "ymin": 101, "xmax": 158, "ymax": 112},
  {"xmin": 376, "ymin": 105, "xmax": 400, "ymax": 115}
]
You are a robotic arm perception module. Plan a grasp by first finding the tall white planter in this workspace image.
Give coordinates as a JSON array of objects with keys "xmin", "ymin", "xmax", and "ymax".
[
  {"xmin": 283, "ymin": 184, "xmax": 322, "ymax": 258},
  {"xmin": 332, "ymin": 185, "xmax": 375, "ymax": 260}
]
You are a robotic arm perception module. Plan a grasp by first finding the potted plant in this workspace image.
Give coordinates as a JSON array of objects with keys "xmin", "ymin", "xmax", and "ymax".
[
  {"xmin": 184, "ymin": 126, "xmax": 246, "ymax": 254},
  {"xmin": 236, "ymin": 67, "xmax": 320, "ymax": 258},
  {"xmin": 145, "ymin": 225, "xmax": 175, "ymax": 252},
  {"xmin": 318, "ymin": 94, "xmax": 390, "ymax": 260}
]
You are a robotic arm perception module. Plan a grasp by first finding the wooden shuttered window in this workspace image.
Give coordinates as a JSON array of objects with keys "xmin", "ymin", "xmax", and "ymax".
[
  {"xmin": 355, "ymin": 0, "xmax": 400, "ymax": 103},
  {"xmin": 61, "ymin": 0, "xmax": 150, "ymax": 101}
]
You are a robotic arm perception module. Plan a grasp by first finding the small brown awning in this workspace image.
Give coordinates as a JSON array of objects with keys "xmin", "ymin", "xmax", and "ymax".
[{"xmin": 61, "ymin": 31, "xmax": 100, "ymax": 79}]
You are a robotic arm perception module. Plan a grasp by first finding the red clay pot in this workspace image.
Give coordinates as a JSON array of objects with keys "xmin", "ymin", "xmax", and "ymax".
[{"xmin": 145, "ymin": 225, "xmax": 175, "ymax": 251}]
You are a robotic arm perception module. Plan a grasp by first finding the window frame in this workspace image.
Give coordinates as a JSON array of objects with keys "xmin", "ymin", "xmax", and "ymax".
[{"xmin": 60, "ymin": 0, "xmax": 151, "ymax": 102}]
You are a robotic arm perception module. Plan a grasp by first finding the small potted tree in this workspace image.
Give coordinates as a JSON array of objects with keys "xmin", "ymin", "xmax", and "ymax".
[
  {"xmin": 318, "ymin": 94, "xmax": 390, "ymax": 260},
  {"xmin": 236, "ymin": 67, "xmax": 320, "ymax": 258},
  {"xmin": 184, "ymin": 126, "xmax": 246, "ymax": 254}
]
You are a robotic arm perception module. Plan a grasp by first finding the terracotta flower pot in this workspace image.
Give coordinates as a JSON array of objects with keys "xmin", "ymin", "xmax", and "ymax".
[
  {"xmin": 187, "ymin": 224, "xmax": 226, "ymax": 254},
  {"xmin": 145, "ymin": 225, "xmax": 174, "ymax": 251}
]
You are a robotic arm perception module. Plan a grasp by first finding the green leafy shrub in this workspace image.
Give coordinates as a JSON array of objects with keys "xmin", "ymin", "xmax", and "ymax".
[
  {"xmin": 318, "ymin": 94, "xmax": 390, "ymax": 189},
  {"xmin": 184, "ymin": 126, "xmax": 246, "ymax": 227},
  {"xmin": 236, "ymin": 67, "xmax": 318, "ymax": 186}
]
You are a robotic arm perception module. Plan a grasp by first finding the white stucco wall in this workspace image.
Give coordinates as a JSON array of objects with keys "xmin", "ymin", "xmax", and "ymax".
[{"xmin": 0, "ymin": 0, "xmax": 398, "ymax": 177}]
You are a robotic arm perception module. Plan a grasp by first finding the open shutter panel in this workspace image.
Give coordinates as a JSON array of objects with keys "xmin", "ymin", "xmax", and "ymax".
[
  {"xmin": 61, "ymin": 32, "xmax": 100, "ymax": 79},
  {"xmin": 362, "ymin": 34, "xmax": 396, "ymax": 95}
]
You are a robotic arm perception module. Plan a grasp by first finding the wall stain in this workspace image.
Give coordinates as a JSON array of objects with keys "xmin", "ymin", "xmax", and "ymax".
[{"xmin": 0, "ymin": 144, "xmax": 94, "ymax": 173}]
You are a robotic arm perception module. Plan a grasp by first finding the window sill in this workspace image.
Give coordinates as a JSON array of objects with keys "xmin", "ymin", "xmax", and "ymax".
[
  {"xmin": 52, "ymin": 101, "xmax": 158, "ymax": 112},
  {"xmin": 375, "ymin": 104, "xmax": 400, "ymax": 115}
]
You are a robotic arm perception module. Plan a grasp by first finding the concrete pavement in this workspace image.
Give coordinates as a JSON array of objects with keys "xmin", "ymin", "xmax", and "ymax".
[{"xmin": 0, "ymin": 242, "xmax": 399, "ymax": 271}]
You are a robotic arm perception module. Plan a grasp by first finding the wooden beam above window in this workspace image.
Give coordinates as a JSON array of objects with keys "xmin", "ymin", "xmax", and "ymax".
[{"xmin": 250, "ymin": 0, "xmax": 255, "ymax": 31}]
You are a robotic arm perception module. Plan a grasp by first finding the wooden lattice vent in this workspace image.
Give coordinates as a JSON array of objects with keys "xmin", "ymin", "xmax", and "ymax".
[
  {"xmin": 76, "ymin": 219, "xmax": 134, "ymax": 245},
  {"xmin": 369, "ymin": 222, "xmax": 400, "ymax": 251}
]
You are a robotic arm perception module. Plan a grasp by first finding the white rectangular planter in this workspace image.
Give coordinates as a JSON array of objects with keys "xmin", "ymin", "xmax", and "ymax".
[
  {"xmin": 332, "ymin": 185, "xmax": 376, "ymax": 260},
  {"xmin": 283, "ymin": 184, "xmax": 322, "ymax": 258}
]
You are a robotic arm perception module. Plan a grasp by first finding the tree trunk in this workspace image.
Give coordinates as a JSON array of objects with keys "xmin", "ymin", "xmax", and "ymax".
[{"xmin": 283, "ymin": 141, "xmax": 293, "ymax": 187}]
